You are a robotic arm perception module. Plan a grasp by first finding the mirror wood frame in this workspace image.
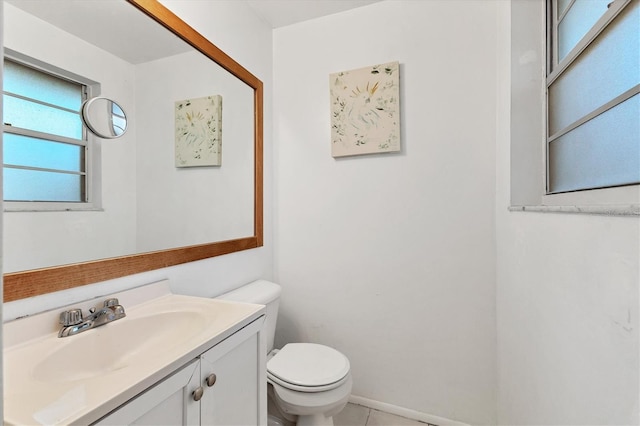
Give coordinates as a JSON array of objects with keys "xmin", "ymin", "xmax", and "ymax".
[{"xmin": 3, "ymin": 0, "xmax": 264, "ymax": 302}]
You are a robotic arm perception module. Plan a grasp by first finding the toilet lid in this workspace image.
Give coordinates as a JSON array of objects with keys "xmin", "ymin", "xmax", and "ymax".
[{"xmin": 267, "ymin": 343, "xmax": 350, "ymax": 391}]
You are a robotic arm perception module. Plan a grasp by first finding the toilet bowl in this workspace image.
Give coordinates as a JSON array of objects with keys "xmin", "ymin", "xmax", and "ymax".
[
  {"xmin": 268, "ymin": 373, "xmax": 352, "ymax": 426},
  {"xmin": 267, "ymin": 343, "xmax": 352, "ymax": 425},
  {"xmin": 217, "ymin": 280, "xmax": 352, "ymax": 426}
]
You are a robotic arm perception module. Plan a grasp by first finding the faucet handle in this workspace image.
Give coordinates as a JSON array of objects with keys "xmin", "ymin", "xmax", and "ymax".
[
  {"xmin": 59, "ymin": 309, "xmax": 83, "ymax": 326},
  {"xmin": 103, "ymin": 298, "xmax": 120, "ymax": 308}
]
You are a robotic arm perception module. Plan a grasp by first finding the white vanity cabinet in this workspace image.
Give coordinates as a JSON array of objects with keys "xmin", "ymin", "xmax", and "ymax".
[
  {"xmin": 199, "ymin": 326, "xmax": 262, "ymax": 425},
  {"xmin": 94, "ymin": 317, "xmax": 266, "ymax": 426}
]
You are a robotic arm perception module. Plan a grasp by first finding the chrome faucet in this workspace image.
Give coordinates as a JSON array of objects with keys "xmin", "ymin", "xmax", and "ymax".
[{"xmin": 58, "ymin": 298, "xmax": 126, "ymax": 338}]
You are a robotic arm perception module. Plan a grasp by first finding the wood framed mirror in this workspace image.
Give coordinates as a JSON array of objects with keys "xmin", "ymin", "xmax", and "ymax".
[{"xmin": 3, "ymin": 0, "xmax": 263, "ymax": 302}]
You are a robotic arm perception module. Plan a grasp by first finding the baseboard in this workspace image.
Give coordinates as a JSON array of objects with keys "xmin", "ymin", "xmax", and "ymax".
[{"xmin": 348, "ymin": 395, "xmax": 470, "ymax": 426}]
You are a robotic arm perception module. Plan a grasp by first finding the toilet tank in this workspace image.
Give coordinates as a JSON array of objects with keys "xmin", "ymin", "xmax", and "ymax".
[{"xmin": 216, "ymin": 280, "xmax": 281, "ymax": 353}]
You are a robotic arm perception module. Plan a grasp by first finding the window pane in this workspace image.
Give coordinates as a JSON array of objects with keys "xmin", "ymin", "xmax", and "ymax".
[
  {"xmin": 3, "ymin": 93, "xmax": 83, "ymax": 139},
  {"xmin": 4, "ymin": 168, "xmax": 83, "ymax": 202},
  {"xmin": 548, "ymin": 94, "xmax": 640, "ymax": 193},
  {"xmin": 558, "ymin": 0, "xmax": 610, "ymax": 61},
  {"xmin": 4, "ymin": 133, "xmax": 84, "ymax": 172},
  {"xmin": 548, "ymin": 1, "xmax": 639, "ymax": 135},
  {"xmin": 558, "ymin": 0, "xmax": 572, "ymax": 17},
  {"xmin": 3, "ymin": 59, "xmax": 82, "ymax": 111}
]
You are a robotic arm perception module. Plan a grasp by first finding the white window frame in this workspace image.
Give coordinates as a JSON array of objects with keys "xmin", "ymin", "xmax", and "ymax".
[
  {"xmin": 509, "ymin": 0, "xmax": 639, "ymax": 216},
  {"xmin": 3, "ymin": 49, "xmax": 103, "ymax": 212}
]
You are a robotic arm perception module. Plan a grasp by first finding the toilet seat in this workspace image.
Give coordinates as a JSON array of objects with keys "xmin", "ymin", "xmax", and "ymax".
[{"xmin": 267, "ymin": 343, "xmax": 350, "ymax": 393}]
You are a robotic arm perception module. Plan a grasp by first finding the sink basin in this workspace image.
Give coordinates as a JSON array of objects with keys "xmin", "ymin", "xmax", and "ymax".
[
  {"xmin": 3, "ymin": 281, "xmax": 265, "ymax": 426},
  {"xmin": 33, "ymin": 310, "xmax": 207, "ymax": 383}
]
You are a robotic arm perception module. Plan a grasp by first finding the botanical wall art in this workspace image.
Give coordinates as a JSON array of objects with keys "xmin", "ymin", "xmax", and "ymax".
[
  {"xmin": 175, "ymin": 95, "xmax": 222, "ymax": 167},
  {"xmin": 330, "ymin": 61, "xmax": 400, "ymax": 157}
]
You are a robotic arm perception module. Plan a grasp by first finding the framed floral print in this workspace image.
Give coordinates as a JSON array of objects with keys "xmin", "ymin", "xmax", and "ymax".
[
  {"xmin": 175, "ymin": 95, "xmax": 222, "ymax": 167},
  {"xmin": 330, "ymin": 61, "xmax": 400, "ymax": 157}
]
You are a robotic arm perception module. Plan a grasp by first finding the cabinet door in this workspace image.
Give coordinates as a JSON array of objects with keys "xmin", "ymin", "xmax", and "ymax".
[
  {"xmin": 200, "ymin": 332, "xmax": 261, "ymax": 425},
  {"xmin": 93, "ymin": 360, "xmax": 200, "ymax": 426}
]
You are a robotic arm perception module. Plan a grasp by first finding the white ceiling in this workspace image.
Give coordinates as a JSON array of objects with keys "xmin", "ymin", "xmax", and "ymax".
[
  {"xmin": 5, "ymin": 0, "xmax": 384, "ymax": 64},
  {"xmin": 245, "ymin": 0, "xmax": 384, "ymax": 28},
  {"xmin": 6, "ymin": 0, "xmax": 191, "ymax": 64}
]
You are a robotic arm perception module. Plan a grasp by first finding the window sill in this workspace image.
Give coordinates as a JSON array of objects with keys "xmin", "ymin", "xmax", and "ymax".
[
  {"xmin": 4, "ymin": 202, "xmax": 103, "ymax": 213},
  {"xmin": 509, "ymin": 204, "xmax": 639, "ymax": 216}
]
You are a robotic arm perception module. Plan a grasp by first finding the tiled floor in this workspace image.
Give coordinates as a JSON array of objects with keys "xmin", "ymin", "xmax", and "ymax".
[{"xmin": 334, "ymin": 403, "xmax": 436, "ymax": 426}]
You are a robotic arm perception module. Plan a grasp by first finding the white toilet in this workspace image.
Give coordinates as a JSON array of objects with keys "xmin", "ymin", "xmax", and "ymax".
[{"xmin": 217, "ymin": 280, "xmax": 352, "ymax": 426}]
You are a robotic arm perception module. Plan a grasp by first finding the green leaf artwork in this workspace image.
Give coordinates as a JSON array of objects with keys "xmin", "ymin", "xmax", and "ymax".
[
  {"xmin": 330, "ymin": 61, "xmax": 400, "ymax": 157},
  {"xmin": 175, "ymin": 95, "xmax": 222, "ymax": 167}
]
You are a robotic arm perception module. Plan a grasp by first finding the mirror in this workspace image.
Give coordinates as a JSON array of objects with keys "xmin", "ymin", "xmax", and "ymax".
[
  {"xmin": 82, "ymin": 97, "xmax": 128, "ymax": 139},
  {"xmin": 2, "ymin": 0, "xmax": 263, "ymax": 302}
]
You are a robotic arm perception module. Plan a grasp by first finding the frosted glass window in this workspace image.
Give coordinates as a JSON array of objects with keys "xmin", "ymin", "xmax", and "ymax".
[
  {"xmin": 548, "ymin": 2, "xmax": 639, "ymax": 135},
  {"xmin": 547, "ymin": 0, "xmax": 639, "ymax": 194},
  {"xmin": 3, "ymin": 94, "xmax": 83, "ymax": 139},
  {"xmin": 3, "ymin": 57, "xmax": 88, "ymax": 204},
  {"xmin": 558, "ymin": 0, "xmax": 610, "ymax": 61},
  {"xmin": 3, "ymin": 168, "xmax": 83, "ymax": 202},
  {"xmin": 557, "ymin": 0, "xmax": 572, "ymax": 17},
  {"xmin": 4, "ymin": 133, "xmax": 84, "ymax": 172},
  {"xmin": 4, "ymin": 60, "xmax": 82, "ymax": 111},
  {"xmin": 548, "ymin": 95, "xmax": 640, "ymax": 193}
]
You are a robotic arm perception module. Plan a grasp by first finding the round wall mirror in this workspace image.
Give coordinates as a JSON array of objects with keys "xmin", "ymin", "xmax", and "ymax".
[{"xmin": 81, "ymin": 97, "xmax": 128, "ymax": 138}]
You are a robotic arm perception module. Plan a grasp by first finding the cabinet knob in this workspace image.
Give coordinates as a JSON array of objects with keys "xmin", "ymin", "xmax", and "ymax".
[
  {"xmin": 192, "ymin": 386, "xmax": 204, "ymax": 401},
  {"xmin": 206, "ymin": 373, "xmax": 217, "ymax": 387}
]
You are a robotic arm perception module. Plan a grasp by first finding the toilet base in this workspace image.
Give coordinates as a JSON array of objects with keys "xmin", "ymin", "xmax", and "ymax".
[
  {"xmin": 268, "ymin": 388, "xmax": 297, "ymax": 426},
  {"xmin": 267, "ymin": 379, "xmax": 349, "ymax": 426},
  {"xmin": 268, "ymin": 414, "xmax": 288, "ymax": 426},
  {"xmin": 296, "ymin": 414, "xmax": 334, "ymax": 426}
]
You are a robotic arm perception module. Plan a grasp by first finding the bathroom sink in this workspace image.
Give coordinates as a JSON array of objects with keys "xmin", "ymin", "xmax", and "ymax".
[
  {"xmin": 3, "ymin": 281, "xmax": 265, "ymax": 426},
  {"xmin": 32, "ymin": 310, "xmax": 207, "ymax": 383}
]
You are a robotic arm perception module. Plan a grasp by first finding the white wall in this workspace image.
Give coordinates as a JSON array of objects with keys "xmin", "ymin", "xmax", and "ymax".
[
  {"xmin": 495, "ymin": 2, "xmax": 640, "ymax": 425},
  {"xmin": 496, "ymin": 214, "xmax": 639, "ymax": 425},
  {"xmin": 4, "ymin": 0, "xmax": 274, "ymax": 321},
  {"xmin": 273, "ymin": 1, "xmax": 499, "ymax": 424}
]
